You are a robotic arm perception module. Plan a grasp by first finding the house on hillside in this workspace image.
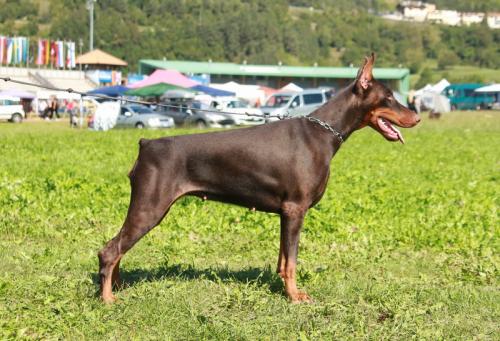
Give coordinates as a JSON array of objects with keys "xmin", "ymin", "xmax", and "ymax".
[
  {"xmin": 427, "ymin": 10, "xmax": 461, "ymax": 26},
  {"xmin": 461, "ymin": 12, "xmax": 485, "ymax": 26},
  {"xmin": 487, "ymin": 13, "xmax": 500, "ymax": 29},
  {"xmin": 398, "ymin": 1, "xmax": 436, "ymax": 22}
]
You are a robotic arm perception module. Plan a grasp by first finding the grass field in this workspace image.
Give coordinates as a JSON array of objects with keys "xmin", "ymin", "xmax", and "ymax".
[{"xmin": 0, "ymin": 112, "xmax": 498, "ymax": 340}]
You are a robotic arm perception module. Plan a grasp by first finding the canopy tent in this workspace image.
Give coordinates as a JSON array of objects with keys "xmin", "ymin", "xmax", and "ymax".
[
  {"xmin": 280, "ymin": 82, "xmax": 303, "ymax": 92},
  {"xmin": 87, "ymin": 85, "xmax": 130, "ymax": 97},
  {"xmin": 474, "ymin": 84, "xmax": 500, "ymax": 93},
  {"xmin": 125, "ymin": 83, "xmax": 194, "ymax": 97},
  {"xmin": 210, "ymin": 82, "xmax": 266, "ymax": 106},
  {"xmin": 415, "ymin": 79, "xmax": 450, "ymax": 96},
  {"xmin": 0, "ymin": 89, "xmax": 36, "ymax": 99},
  {"xmin": 129, "ymin": 69, "xmax": 199, "ymax": 89},
  {"xmin": 432, "ymin": 79, "xmax": 451, "ymax": 93},
  {"xmin": 191, "ymin": 84, "xmax": 235, "ymax": 97},
  {"xmin": 76, "ymin": 49, "xmax": 127, "ymax": 67}
]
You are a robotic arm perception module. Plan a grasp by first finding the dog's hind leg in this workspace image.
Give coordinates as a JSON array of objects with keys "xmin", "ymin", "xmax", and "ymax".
[{"xmin": 98, "ymin": 163, "xmax": 178, "ymax": 304}]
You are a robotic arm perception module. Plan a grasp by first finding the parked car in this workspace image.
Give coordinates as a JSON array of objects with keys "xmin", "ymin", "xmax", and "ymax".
[
  {"xmin": 115, "ymin": 104, "xmax": 175, "ymax": 129},
  {"xmin": 0, "ymin": 95, "xmax": 25, "ymax": 123},
  {"xmin": 260, "ymin": 89, "xmax": 332, "ymax": 121},
  {"xmin": 443, "ymin": 84, "xmax": 495, "ymax": 110},
  {"xmin": 210, "ymin": 97, "xmax": 264, "ymax": 126},
  {"xmin": 157, "ymin": 100, "xmax": 235, "ymax": 128}
]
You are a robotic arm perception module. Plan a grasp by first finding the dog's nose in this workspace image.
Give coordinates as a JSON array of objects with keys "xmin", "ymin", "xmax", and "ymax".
[{"xmin": 415, "ymin": 115, "xmax": 421, "ymax": 124}]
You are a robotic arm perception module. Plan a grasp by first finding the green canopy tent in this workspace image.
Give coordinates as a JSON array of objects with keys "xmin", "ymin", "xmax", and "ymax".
[{"xmin": 125, "ymin": 82, "xmax": 194, "ymax": 97}]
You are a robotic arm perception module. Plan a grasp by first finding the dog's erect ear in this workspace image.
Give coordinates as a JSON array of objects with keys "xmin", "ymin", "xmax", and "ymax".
[{"xmin": 355, "ymin": 53, "xmax": 375, "ymax": 91}]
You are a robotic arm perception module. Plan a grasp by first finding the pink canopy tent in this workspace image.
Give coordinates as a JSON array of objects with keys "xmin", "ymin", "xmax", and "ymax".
[{"xmin": 129, "ymin": 69, "xmax": 199, "ymax": 89}]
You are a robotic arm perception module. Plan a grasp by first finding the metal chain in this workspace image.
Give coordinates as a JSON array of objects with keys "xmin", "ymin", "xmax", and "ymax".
[
  {"xmin": 305, "ymin": 116, "xmax": 344, "ymax": 143},
  {"xmin": 0, "ymin": 75, "xmax": 343, "ymax": 141}
]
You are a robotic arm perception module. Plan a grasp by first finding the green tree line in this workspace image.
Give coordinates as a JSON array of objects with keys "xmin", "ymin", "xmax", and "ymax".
[{"xmin": 0, "ymin": 0, "xmax": 498, "ymax": 76}]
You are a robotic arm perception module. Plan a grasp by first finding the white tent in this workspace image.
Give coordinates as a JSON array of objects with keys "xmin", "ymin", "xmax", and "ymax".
[
  {"xmin": 431, "ymin": 79, "xmax": 450, "ymax": 93},
  {"xmin": 474, "ymin": 84, "xmax": 500, "ymax": 93},
  {"xmin": 210, "ymin": 82, "xmax": 266, "ymax": 106},
  {"xmin": 280, "ymin": 83, "xmax": 303, "ymax": 92},
  {"xmin": 414, "ymin": 79, "xmax": 451, "ymax": 113}
]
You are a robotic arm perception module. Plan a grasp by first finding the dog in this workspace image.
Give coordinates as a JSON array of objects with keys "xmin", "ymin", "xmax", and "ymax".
[{"xmin": 98, "ymin": 54, "xmax": 420, "ymax": 303}]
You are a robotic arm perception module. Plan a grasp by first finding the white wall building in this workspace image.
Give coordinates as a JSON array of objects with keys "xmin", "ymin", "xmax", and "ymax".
[
  {"xmin": 487, "ymin": 13, "xmax": 500, "ymax": 29},
  {"xmin": 427, "ymin": 10, "xmax": 461, "ymax": 26},
  {"xmin": 461, "ymin": 12, "xmax": 485, "ymax": 26}
]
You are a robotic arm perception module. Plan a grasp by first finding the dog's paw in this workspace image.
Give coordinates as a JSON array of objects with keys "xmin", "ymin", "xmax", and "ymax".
[
  {"xmin": 101, "ymin": 294, "xmax": 117, "ymax": 304},
  {"xmin": 289, "ymin": 291, "xmax": 313, "ymax": 304}
]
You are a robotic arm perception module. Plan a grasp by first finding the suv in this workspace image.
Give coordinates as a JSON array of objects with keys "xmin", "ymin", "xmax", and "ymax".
[
  {"xmin": 261, "ymin": 89, "xmax": 332, "ymax": 121},
  {"xmin": 0, "ymin": 95, "xmax": 25, "ymax": 123}
]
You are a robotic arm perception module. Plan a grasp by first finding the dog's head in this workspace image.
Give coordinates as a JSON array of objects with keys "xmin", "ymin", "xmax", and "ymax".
[{"xmin": 353, "ymin": 54, "xmax": 420, "ymax": 143}]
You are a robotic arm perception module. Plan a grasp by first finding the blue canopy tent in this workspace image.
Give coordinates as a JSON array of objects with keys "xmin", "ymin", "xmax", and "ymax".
[
  {"xmin": 190, "ymin": 84, "xmax": 235, "ymax": 97},
  {"xmin": 87, "ymin": 85, "xmax": 130, "ymax": 97}
]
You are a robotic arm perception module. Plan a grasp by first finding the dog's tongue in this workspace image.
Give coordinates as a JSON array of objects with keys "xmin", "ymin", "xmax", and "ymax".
[
  {"xmin": 393, "ymin": 126, "xmax": 405, "ymax": 144},
  {"xmin": 379, "ymin": 118, "xmax": 405, "ymax": 144}
]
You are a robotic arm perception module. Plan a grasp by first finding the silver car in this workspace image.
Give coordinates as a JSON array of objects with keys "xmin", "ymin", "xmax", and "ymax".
[{"xmin": 115, "ymin": 104, "xmax": 174, "ymax": 129}]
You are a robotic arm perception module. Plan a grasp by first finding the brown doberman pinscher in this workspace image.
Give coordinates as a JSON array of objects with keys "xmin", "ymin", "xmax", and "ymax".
[{"xmin": 98, "ymin": 54, "xmax": 420, "ymax": 303}]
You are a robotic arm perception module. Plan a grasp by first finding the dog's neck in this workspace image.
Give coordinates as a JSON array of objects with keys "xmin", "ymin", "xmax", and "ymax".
[{"xmin": 310, "ymin": 84, "xmax": 367, "ymax": 150}]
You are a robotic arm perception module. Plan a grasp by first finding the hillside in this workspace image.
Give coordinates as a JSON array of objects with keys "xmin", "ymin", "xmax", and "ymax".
[{"xmin": 0, "ymin": 0, "xmax": 499, "ymax": 82}]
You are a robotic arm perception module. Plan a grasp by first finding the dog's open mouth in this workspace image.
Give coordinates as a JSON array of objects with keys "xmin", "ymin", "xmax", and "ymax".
[{"xmin": 377, "ymin": 117, "xmax": 405, "ymax": 144}]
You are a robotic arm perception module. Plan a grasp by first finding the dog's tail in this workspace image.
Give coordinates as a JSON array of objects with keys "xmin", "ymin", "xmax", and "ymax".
[{"xmin": 128, "ymin": 138, "xmax": 150, "ymax": 178}]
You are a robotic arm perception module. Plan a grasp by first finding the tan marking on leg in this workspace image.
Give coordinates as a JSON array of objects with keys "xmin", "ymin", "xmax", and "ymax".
[
  {"xmin": 101, "ymin": 257, "xmax": 121, "ymax": 304},
  {"xmin": 111, "ymin": 257, "xmax": 122, "ymax": 288},
  {"xmin": 283, "ymin": 260, "xmax": 311, "ymax": 304}
]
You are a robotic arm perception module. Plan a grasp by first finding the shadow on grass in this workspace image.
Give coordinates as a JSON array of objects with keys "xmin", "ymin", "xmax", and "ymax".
[{"xmin": 93, "ymin": 263, "xmax": 284, "ymax": 296}]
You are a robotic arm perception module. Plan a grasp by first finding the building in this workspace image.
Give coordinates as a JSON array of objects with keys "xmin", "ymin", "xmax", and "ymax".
[
  {"xmin": 138, "ymin": 60, "xmax": 411, "ymax": 96},
  {"xmin": 398, "ymin": 1, "xmax": 436, "ymax": 22},
  {"xmin": 426, "ymin": 10, "xmax": 461, "ymax": 26},
  {"xmin": 487, "ymin": 13, "xmax": 500, "ymax": 29},
  {"xmin": 461, "ymin": 12, "xmax": 485, "ymax": 26}
]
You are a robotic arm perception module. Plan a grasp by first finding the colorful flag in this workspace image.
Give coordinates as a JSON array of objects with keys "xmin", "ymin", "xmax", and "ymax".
[
  {"xmin": 23, "ymin": 38, "xmax": 29, "ymax": 64},
  {"xmin": 36, "ymin": 39, "xmax": 43, "ymax": 65},
  {"xmin": 66, "ymin": 41, "xmax": 76, "ymax": 69},
  {"xmin": 45, "ymin": 39, "xmax": 50, "ymax": 66},
  {"xmin": 0, "ymin": 36, "xmax": 5, "ymax": 64},
  {"xmin": 57, "ymin": 41, "xmax": 64, "ymax": 68},
  {"xmin": 6, "ymin": 38, "xmax": 13, "ymax": 64},
  {"xmin": 50, "ymin": 41, "xmax": 57, "ymax": 67}
]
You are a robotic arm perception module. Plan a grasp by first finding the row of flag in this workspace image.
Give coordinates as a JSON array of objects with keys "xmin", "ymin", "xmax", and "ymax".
[
  {"xmin": 0, "ymin": 37, "xmax": 30, "ymax": 65},
  {"xmin": 35, "ymin": 40, "xmax": 76, "ymax": 68},
  {"xmin": 0, "ymin": 36, "xmax": 76, "ymax": 68}
]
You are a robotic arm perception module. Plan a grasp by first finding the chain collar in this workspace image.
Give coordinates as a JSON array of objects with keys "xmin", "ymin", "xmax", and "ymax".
[{"xmin": 304, "ymin": 116, "xmax": 344, "ymax": 143}]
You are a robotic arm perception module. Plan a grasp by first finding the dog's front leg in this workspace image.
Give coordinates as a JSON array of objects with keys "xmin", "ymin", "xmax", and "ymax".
[{"xmin": 279, "ymin": 202, "xmax": 312, "ymax": 303}]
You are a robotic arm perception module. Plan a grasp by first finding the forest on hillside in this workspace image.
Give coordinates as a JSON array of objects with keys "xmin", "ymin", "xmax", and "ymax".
[{"xmin": 1, "ymin": 0, "xmax": 499, "ymax": 83}]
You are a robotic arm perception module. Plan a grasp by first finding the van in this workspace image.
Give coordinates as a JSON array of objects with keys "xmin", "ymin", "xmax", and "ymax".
[
  {"xmin": 442, "ymin": 84, "xmax": 495, "ymax": 110},
  {"xmin": 0, "ymin": 95, "xmax": 26, "ymax": 123},
  {"xmin": 261, "ymin": 89, "xmax": 332, "ymax": 121}
]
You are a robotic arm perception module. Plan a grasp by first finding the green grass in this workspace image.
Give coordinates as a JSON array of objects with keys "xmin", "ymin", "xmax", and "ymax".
[{"xmin": 0, "ymin": 112, "xmax": 498, "ymax": 340}]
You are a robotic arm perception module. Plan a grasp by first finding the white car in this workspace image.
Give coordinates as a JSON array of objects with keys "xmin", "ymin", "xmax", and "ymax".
[
  {"xmin": 211, "ymin": 98, "xmax": 264, "ymax": 125},
  {"xmin": 0, "ymin": 95, "xmax": 25, "ymax": 123}
]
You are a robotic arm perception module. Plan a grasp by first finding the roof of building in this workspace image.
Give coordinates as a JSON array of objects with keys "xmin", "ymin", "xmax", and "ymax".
[
  {"xmin": 139, "ymin": 60, "xmax": 409, "ymax": 80},
  {"xmin": 77, "ymin": 49, "xmax": 127, "ymax": 66}
]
